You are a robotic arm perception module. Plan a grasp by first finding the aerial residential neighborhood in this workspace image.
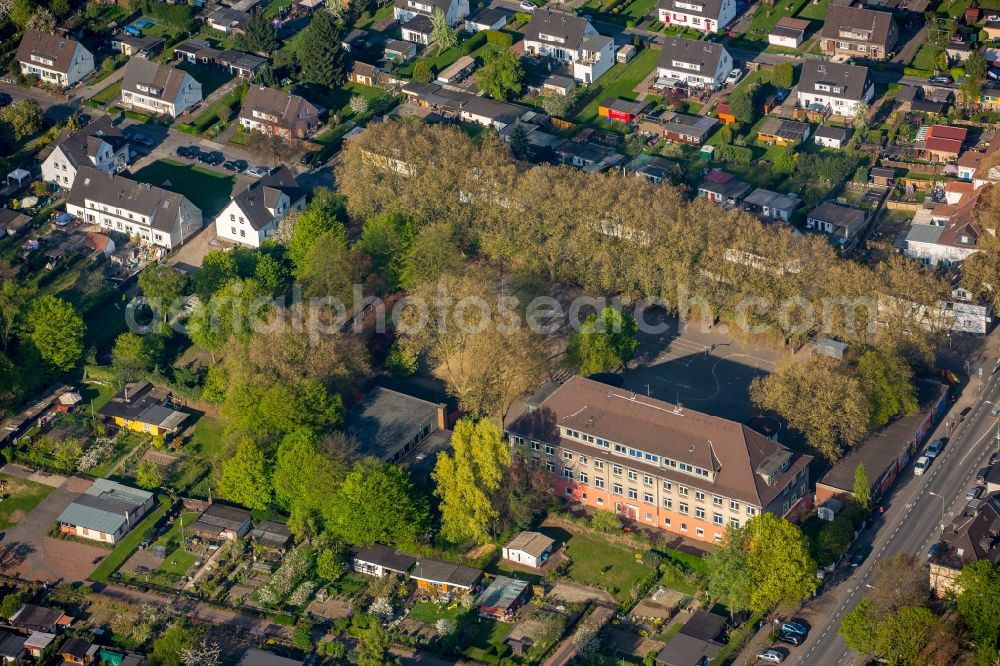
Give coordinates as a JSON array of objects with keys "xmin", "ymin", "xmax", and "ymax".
[{"xmin": 3, "ymin": 0, "xmax": 1000, "ymax": 663}]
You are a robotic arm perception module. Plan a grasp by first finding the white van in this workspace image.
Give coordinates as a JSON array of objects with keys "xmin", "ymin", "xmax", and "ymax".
[{"xmin": 914, "ymin": 456, "xmax": 930, "ymax": 476}]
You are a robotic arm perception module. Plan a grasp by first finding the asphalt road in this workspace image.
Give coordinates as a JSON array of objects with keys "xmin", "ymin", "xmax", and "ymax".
[{"xmin": 790, "ymin": 366, "xmax": 1000, "ymax": 666}]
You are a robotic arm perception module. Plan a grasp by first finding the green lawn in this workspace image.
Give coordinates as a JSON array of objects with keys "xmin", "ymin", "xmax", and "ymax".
[
  {"xmin": 132, "ymin": 159, "xmax": 235, "ymax": 219},
  {"xmin": 306, "ymin": 82, "xmax": 385, "ymax": 122},
  {"xmin": 409, "ymin": 601, "xmax": 469, "ymax": 624},
  {"xmin": 354, "ymin": 4, "xmax": 394, "ymax": 28},
  {"xmin": 744, "ymin": 0, "xmax": 809, "ymax": 40},
  {"xmin": 91, "ymin": 82, "xmax": 121, "ymax": 106},
  {"xmin": 624, "ymin": 0, "xmax": 658, "ymax": 19},
  {"xmin": 911, "ymin": 43, "xmax": 943, "ymax": 71},
  {"xmin": 90, "ymin": 495, "xmax": 172, "ymax": 582},
  {"xmin": 544, "ymin": 528, "xmax": 655, "ymax": 603},
  {"xmin": 0, "ymin": 474, "xmax": 54, "ymax": 530},
  {"xmin": 460, "ymin": 618, "xmax": 514, "ymax": 664},
  {"xmin": 573, "ymin": 46, "xmax": 659, "ymax": 126},
  {"xmin": 158, "ymin": 548, "xmax": 197, "ymax": 577},
  {"xmin": 176, "ymin": 62, "xmax": 234, "ymax": 98},
  {"xmin": 795, "ymin": 0, "xmax": 829, "ymax": 21},
  {"xmin": 264, "ymin": 0, "xmax": 293, "ymax": 18},
  {"xmin": 191, "ymin": 416, "xmax": 226, "ymax": 460}
]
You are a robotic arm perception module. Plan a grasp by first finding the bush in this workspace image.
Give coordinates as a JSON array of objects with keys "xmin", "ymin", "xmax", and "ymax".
[
  {"xmin": 462, "ymin": 30, "xmax": 488, "ymax": 54},
  {"xmin": 716, "ymin": 144, "xmax": 752, "ymax": 164},
  {"xmin": 591, "ymin": 510, "xmax": 621, "ymax": 533},
  {"xmin": 485, "ymin": 29, "xmax": 513, "ymax": 48}
]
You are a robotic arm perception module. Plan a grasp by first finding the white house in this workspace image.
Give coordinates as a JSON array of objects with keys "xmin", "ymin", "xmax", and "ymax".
[
  {"xmin": 465, "ymin": 7, "xmax": 507, "ymax": 32},
  {"xmin": 904, "ymin": 188, "xmax": 983, "ymax": 267},
  {"xmin": 502, "ymin": 531, "xmax": 556, "ymax": 568},
  {"xmin": 657, "ymin": 0, "xmax": 736, "ymax": 33},
  {"xmin": 797, "ymin": 60, "xmax": 874, "ymax": 118},
  {"xmin": 806, "ymin": 201, "xmax": 867, "ymax": 239},
  {"xmin": 66, "ymin": 166, "xmax": 203, "ymax": 250},
  {"xmin": 393, "ymin": 0, "xmax": 469, "ymax": 26},
  {"xmin": 15, "ymin": 29, "xmax": 94, "ymax": 88},
  {"xmin": 215, "ymin": 167, "xmax": 305, "ymax": 247},
  {"xmin": 813, "ymin": 125, "xmax": 851, "ymax": 149},
  {"xmin": 523, "ymin": 9, "xmax": 615, "ymax": 84},
  {"xmin": 120, "ymin": 57, "xmax": 202, "ymax": 118},
  {"xmin": 768, "ymin": 16, "xmax": 809, "ymax": 48},
  {"xmin": 56, "ymin": 479, "xmax": 154, "ymax": 545},
  {"xmin": 42, "ymin": 116, "xmax": 129, "ymax": 189},
  {"xmin": 655, "ymin": 37, "xmax": 732, "ymax": 90}
]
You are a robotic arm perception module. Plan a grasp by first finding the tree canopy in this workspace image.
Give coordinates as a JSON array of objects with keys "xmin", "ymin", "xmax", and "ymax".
[
  {"xmin": 566, "ymin": 307, "xmax": 639, "ymax": 376},
  {"xmin": 297, "ymin": 11, "xmax": 350, "ymax": 87},
  {"xmin": 25, "ymin": 295, "xmax": 85, "ymax": 372},
  {"xmin": 477, "ymin": 44, "xmax": 524, "ymax": 101}
]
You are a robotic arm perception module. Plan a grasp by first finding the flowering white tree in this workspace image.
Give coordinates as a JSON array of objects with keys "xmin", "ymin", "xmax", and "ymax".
[
  {"xmin": 181, "ymin": 639, "xmax": 222, "ymax": 666},
  {"xmin": 26, "ymin": 7, "xmax": 56, "ymax": 32},
  {"xmin": 0, "ymin": 0, "xmax": 12, "ymax": 22},
  {"xmin": 369, "ymin": 597, "xmax": 394, "ymax": 622},
  {"xmin": 435, "ymin": 618, "xmax": 456, "ymax": 635},
  {"xmin": 349, "ymin": 95, "xmax": 369, "ymax": 116}
]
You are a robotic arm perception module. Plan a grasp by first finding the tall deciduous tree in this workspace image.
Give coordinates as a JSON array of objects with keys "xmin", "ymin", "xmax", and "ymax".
[
  {"xmin": 565, "ymin": 307, "xmax": 639, "ymax": 376},
  {"xmin": 477, "ymin": 44, "xmax": 524, "ymax": 101},
  {"xmin": 430, "ymin": 9, "xmax": 455, "ymax": 54},
  {"xmin": 750, "ymin": 357, "xmax": 870, "ymax": 461},
  {"xmin": 325, "ymin": 457, "xmax": 428, "ymax": 547},
  {"xmin": 840, "ymin": 598, "xmax": 877, "ymax": 656},
  {"xmin": 288, "ymin": 190, "xmax": 347, "ymax": 274},
  {"xmin": 433, "ymin": 418, "xmax": 511, "ymax": 544},
  {"xmin": 744, "ymin": 513, "xmax": 818, "ymax": 613},
  {"xmin": 139, "ymin": 263, "xmax": 187, "ymax": 321},
  {"xmin": 0, "ymin": 99, "xmax": 42, "ymax": 142},
  {"xmin": 956, "ymin": 559, "xmax": 1000, "ymax": 649},
  {"xmin": 398, "ymin": 221, "xmax": 464, "ymax": 290},
  {"xmin": 25, "ymin": 295, "xmax": 84, "ymax": 372},
  {"xmin": 219, "ymin": 438, "xmax": 272, "ymax": 510},
  {"xmin": 853, "ymin": 463, "xmax": 872, "ymax": 511},
  {"xmin": 298, "ymin": 11, "xmax": 349, "ymax": 87},
  {"xmin": 0, "ymin": 281, "xmax": 31, "ymax": 351},
  {"xmin": 357, "ymin": 212, "xmax": 414, "ymax": 291},
  {"xmin": 192, "ymin": 250, "xmax": 237, "ymax": 301},
  {"xmin": 856, "ymin": 349, "xmax": 917, "ymax": 428},
  {"xmin": 704, "ymin": 528, "xmax": 753, "ymax": 612}
]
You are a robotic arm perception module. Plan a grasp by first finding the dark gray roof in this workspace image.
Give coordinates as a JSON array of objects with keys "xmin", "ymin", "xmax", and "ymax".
[
  {"xmin": 411, "ymin": 558, "xmax": 482, "ymax": 588},
  {"xmin": 16, "ymin": 29, "xmax": 88, "ymax": 74},
  {"xmin": 655, "ymin": 632, "xmax": 723, "ymax": 666},
  {"xmin": 799, "ymin": 60, "xmax": 870, "ymax": 102},
  {"xmin": 659, "ymin": 112, "xmax": 717, "ymax": 140},
  {"xmin": 819, "ymin": 6, "xmax": 895, "ymax": 47},
  {"xmin": 679, "ymin": 611, "xmax": 727, "ymax": 642},
  {"xmin": 113, "ymin": 34, "xmax": 165, "ymax": 52},
  {"xmin": 174, "ymin": 39, "xmax": 222, "ymax": 61},
  {"xmin": 238, "ymin": 649, "xmax": 303, "ymax": 666},
  {"xmin": 121, "ymin": 57, "xmax": 194, "ymax": 102},
  {"xmin": 658, "ymin": 38, "xmax": 728, "ymax": 75},
  {"xmin": 404, "ymin": 12, "xmax": 434, "ymax": 34},
  {"xmin": 814, "ymin": 125, "xmax": 851, "ymax": 140},
  {"xmin": 97, "ymin": 381, "xmax": 188, "ymax": 427},
  {"xmin": 229, "ymin": 166, "xmax": 303, "ymax": 231},
  {"xmin": 58, "ymin": 638, "xmax": 93, "ymax": 658},
  {"xmin": 524, "ymin": 9, "xmax": 593, "ymax": 51},
  {"xmin": 207, "ymin": 6, "xmax": 249, "ymax": 29},
  {"xmin": 758, "ymin": 117, "xmax": 810, "ymax": 140},
  {"xmin": 0, "ymin": 208, "xmax": 30, "ymax": 234},
  {"xmin": 216, "ymin": 49, "xmax": 267, "ymax": 72},
  {"xmin": 0, "ymin": 633, "xmax": 26, "ymax": 659},
  {"xmin": 52, "ymin": 116, "xmax": 127, "ymax": 170},
  {"xmin": 744, "ymin": 188, "xmax": 800, "ymax": 212},
  {"xmin": 251, "ymin": 520, "xmax": 292, "ymax": 545},
  {"xmin": 354, "ymin": 543, "xmax": 417, "ymax": 572},
  {"xmin": 346, "ymin": 386, "xmax": 439, "ymax": 459},
  {"xmin": 10, "ymin": 605, "xmax": 66, "ymax": 631},
  {"xmin": 239, "ymin": 85, "xmax": 320, "ymax": 132},
  {"xmin": 467, "ymin": 7, "xmax": 508, "ymax": 25},
  {"xmin": 807, "ymin": 201, "xmax": 865, "ymax": 228},
  {"xmin": 68, "ymin": 168, "xmax": 193, "ymax": 234},
  {"xmin": 197, "ymin": 503, "xmax": 251, "ymax": 531},
  {"xmin": 657, "ymin": 0, "xmax": 726, "ymax": 20}
]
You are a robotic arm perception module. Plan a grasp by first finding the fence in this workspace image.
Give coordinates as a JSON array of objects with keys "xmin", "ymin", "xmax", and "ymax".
[{"xmin": 880, "ymin": 160, "xmax": 941, "ymax": 175}]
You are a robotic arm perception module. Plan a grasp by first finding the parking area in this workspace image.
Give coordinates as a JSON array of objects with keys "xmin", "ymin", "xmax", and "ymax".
[
  {"xmin": 623, "ymin": 312, "xmax": 781, "ymax": 424},
  {"xmin": 0, "ymin": 476, "xmax": 108, "ymax": 582}
]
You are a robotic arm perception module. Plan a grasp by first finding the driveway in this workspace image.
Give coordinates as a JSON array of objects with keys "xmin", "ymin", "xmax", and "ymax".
[
  {"xmin": 165, "ymin": 222, "xmax": 233, "ymax": 273},
  {"xmin": 0, "ymin": 476, "xmax": 108, "ymax": 582},
  {"xmin": 0, "ymin": 463, "xmax": 66, "ymax": 488}
]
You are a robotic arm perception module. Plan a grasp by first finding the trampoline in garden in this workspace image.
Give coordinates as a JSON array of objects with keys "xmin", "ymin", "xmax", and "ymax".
[{"xmin": 131, "ymin": 17, "xmax": 157, "ymax": 29}]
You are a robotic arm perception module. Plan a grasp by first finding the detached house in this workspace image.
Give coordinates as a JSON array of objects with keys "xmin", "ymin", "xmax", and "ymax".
[
  {"xmin": 506, "ymin": 376, "xmax": 813, "ymax": 543},
  {"xmin": 238, "ymin": 85, "xmax": 322, "ymax": 141},
  {"xmin": 806, "ymin": 201, "xmax": 867, "ymax": 240},
  {"xmin": 819, "ymin": 6, "xmax": 897, "ymax": 60},
  {"xmin": 97, "ymin": 381, "xmax": 189, "ymax": 437},
  {"xmin": 16, "ymin": 29, "xmax": 94, "ymax": 88},
  {"xmin": 393, "ymin": 0, "xmax": 469, "ymax": 27},
  {"xmin": 656, "ymin": 0, "xmax": 736, "ymax": 33},
  {"xmin": 904, "ymin": 186, "xmax": 984, "ymax": 267},
  {"xmin": 523, "ymin": 9, "xmax": 615, "ymax": 84},
  {"xmin": 66, "ymin": 167, "xmax": 203, "ymax": 250},
  {"xmin": 796, "ymin": 60, "xmax": 874, "ymax": 117},
  {"xmin": 42, "ymin": 116, "xmax": 129, "ymax": 189},
  {"xmin": 120, "ymin": 57, "xmax": 202, "ymax": 118},
  {"xmin": 215, "ymin": 166, "xmax": 305, "ymax": 247},
  {"xmin": 656, "ymin": 38, "xmax": 732, "ymax": 90},
  {"xmin": 56, "ymin": 479, "xmax": 155, "ymax": 545}
]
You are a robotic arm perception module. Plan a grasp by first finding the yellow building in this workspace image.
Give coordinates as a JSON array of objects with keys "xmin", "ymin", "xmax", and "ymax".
[{"xmin": 98, "ymin": 381, "xmax": 188, "ymax": 439}]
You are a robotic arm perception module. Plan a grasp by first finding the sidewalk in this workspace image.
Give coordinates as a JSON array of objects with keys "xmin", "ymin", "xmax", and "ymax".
[{"xmin": 78, "ymin": 67, "xmax": 126, "ymax": 102}]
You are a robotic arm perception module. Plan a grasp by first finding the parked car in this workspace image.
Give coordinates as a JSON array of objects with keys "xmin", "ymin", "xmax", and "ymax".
[
  {"xmin": 127, "ymin": 131, "xmax": 155, "ymax": 148},
  {"xmin": 300, "ymin": 151, "xmax": 315, "ymax": 165},
  {"xmin": 989, "ymin": 451, "xmax": 1000, "ymax": 466},
  {"xmin": 850, "ymin": 545, "xmax": 872, "ymax": 568},
  {"xmin": 976, "ymin": 467, "xmax": 991, "ymax": 484},
  {"xmin": 200, "ymin": 150, "xmax": 224, "ymax": 166},
  {"xmin": 726, "ymin": 68, "xmax": 744, "ymax": 85},
  {"xmin": 914, "ymin": 456, "xmax": 930, "ymax": 475},
  {"xmin": 777, "ymin": 633, "xmax": 803, "ymax": 646},
  {"xmin": 223, "ymin": 159, "xmax": 248, "ymax": 171},
  {"xmin": 967, "ymin": 486, "xmax": 984, "ymax": 500},
  {"xmin": 926, "ymin": 439, "xmax": 944, "ymax": 459},
  {"xmin": 519, "ymin": 0, "xmax": 536, "ymax": 10},
  {"xmin": 929, "ymin": 74, "xmax": 953, "ymax": 84},
  {"xmin": 0, "ymin": 92, "xmax": 11, "ymax": 108},
  {"xmin": 927, "ymin": 542, "xmax": 943, "ymax": 560},
  {"xmin": 245, "ymin": 166, "xmax": 269, "ymax": 177},
  {"xmin": 177, "ymin": 145, "xmax": 201, "ymax": 159},
  {"xmin": 76, "ymin": 113, "xmax": 91, "ymax": 126},
  {"xmin": 780, "ymin": 621, "xmax": 809, "ymax": 637},
  {"xmin": 756, "ymin": 648, "xmax": 787, "ymax": 663}
]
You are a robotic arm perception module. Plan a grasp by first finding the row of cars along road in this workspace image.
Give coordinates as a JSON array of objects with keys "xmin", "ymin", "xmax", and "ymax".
[{"xmin": 756, "ymin": 620, "xmax": 811, "ymax": 663}]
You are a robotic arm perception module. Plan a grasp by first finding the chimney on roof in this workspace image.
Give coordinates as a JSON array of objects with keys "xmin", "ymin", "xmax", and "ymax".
[{"xmin": 436, "ymin": 404, "xmax": 447, "ymax": 430}]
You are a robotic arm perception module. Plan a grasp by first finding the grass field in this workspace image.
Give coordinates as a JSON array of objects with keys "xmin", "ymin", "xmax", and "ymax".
[
  {"xmin": 0, "ymin": 474, "xmax": 55, "ymax": 530},
  {"xmin": 573, "ymin": 46, "xmax": 659, "ymax": 126},
  {"xmin": 176, "ymin": 62, "xmax": 234, "ymax": 97},
  {"xmin": 91, "ymin": 82, "xmax": 122, "ymax": 106},
  {"xmin": 744, "ymin": 0, "xmax": 809, "ymax": 40},
  {"xmin": 90, "ymin": 495, "xmax": 172, "ymax": 582},
  {"xmin": 911, "ymin": 43, "xmax": 943, "ymax": 71},
  {"xmin": 623, "ymin": 0, "xmax": 658, "ymax": 19},
  {"xmin": 544, "ymin": 528, "xmax": 654, "ymax": 603},
  {"xmin": 191, "ymin": 416, "xmax": 226, "ymax": 460},
  {"xmin": 312, "ymin": 82, "xmax": 385, "ymax": 121},
  {"xmin": 795, "ymin": 0, "xmax": 829, "ymax": 21},
  {"xmin": 408, "ymin": 601, "xmax": 469, "ymax": 624},
  {"xmin": 461, "ymin": 618, "xmax": 514, "ymax": 664},
  {"xmin": 132, "ymin": 159, "xmax": 235, "ymax": 219},
  {"xmin": 158, "ymin": 548, "xmax": 197, "ymax": 577}
]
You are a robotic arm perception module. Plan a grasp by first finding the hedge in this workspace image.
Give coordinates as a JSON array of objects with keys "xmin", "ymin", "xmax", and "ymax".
[
  {"xmin": 462, "ymin": 30, "xmax": 488, "ymax": 54},
  {"xmin": 484, "ymin": 29, "xmax": 512, "ymax": 48},
  {"xmin": 717, "ymin": 144, "xmax": 753, "ymax": 164}
]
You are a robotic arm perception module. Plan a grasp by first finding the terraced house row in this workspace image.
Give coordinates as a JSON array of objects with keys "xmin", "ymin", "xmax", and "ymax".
[{"xmin": 507, "ymin": 376, "xmax": 813, "ymax": 543}]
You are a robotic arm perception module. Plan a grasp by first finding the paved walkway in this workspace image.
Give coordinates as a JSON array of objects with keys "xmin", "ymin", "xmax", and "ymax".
[
  {"xmin": 0, "ymin": 464, "xmax": 66, "ymax": 488},
  {"xmin": 78, "ymin": 67, "xmax": 126, "ymax": 102}
]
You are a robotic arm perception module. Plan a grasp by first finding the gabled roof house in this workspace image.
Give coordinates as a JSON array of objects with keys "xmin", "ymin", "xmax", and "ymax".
[
  {"xmin": 56, "ymin": 479, "xmax": 155, "ymax": 545},
  {"xmin": 215, "ymin": 166, "xmax": 305, "ymax": 247},
  {"xmin": 42, "ymin": 116, "xmax": 129, "ymax": 189},
  {"xmin": 16, "ymin": 29, "xmax": 94, "ymax": 87},
  {"xmin": 523, "ymin": 9, "xmax": 614, "ymax": 83},
  {"xmin": 238, "ymin": 85, "xmax": 322, "ymax": 140},
  {"xmin": 657, "ymin": 0, "xmax": 737, "ymax": 34},
  {"xmin": 656, "ymin": 38, "xmax": 733, "ymax": 90},
  {"xmin": 120, "ymin": 57, "xmax": 202, "ymax": 118},
  {"xmin": 796, "ymin": 60, "xmax": 874, "ymax": 117}
]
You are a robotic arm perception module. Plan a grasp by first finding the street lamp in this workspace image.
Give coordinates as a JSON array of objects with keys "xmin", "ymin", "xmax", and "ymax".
[{"xmin": 929, "ymin": 491, "xmax": 947, "ymax": 533}]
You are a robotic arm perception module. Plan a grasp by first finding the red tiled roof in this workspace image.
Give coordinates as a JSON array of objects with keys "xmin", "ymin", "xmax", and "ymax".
[
  {"xmin": 704, "ymin": 169, "xmax": 734, "ymax": 184},
  {"xmin": 775, "ymin": 16, "xmax": 810, "ymax": 30},
  {"xmin": 958, "ymin": 150, "xmax": 984, "ymax": 169},
  {"xmin": 925, "ymin": 137, "xmax": 964, "ymax": 155},
  {"xmin": 927, "ymin": 125, "xmax": 968, "ymax": 142}
]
